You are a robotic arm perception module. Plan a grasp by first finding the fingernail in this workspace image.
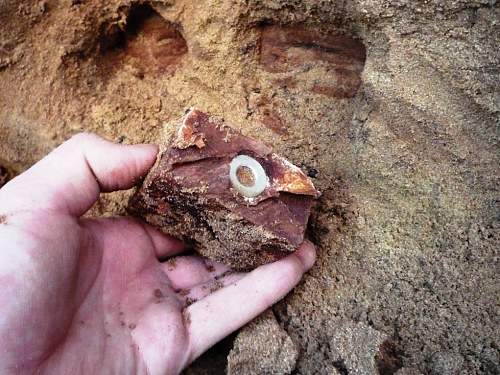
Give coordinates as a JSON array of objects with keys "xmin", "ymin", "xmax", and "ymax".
[{"xmin": 294, "ymin": 240, "xmax": 316, "ymax": 271}]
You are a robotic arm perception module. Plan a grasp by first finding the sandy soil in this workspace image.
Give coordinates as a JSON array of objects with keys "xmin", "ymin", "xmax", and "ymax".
[{"xmin": 1, "ymin": 0, "xmax": 498, "ymax": 373}]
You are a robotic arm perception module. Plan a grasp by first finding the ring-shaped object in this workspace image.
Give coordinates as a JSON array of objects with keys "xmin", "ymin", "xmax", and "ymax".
[{"xmin": 229, "ymin": 155, "xmax": 268, "ymax": 198}]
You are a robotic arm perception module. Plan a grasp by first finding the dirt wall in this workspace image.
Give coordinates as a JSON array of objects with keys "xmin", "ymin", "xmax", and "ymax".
[{"xmin": 0, "ymin": 0, "xmax": 498, "ymax": 373}]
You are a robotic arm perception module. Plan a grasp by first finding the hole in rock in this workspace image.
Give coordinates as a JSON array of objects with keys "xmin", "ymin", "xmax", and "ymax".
[{"xmin": 99, "ymin": 3, "xmax": 187, "ymax": 76}]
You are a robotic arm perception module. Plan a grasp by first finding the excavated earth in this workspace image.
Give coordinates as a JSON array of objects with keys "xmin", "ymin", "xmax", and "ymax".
[{"xmin": 0, "ymin": 0, "xmax": 498, "ymax": 374}]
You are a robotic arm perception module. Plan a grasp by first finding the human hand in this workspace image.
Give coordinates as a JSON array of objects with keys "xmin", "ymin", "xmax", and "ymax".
[{"xmin": 0, "ymin": 133, "xmax": 316, "ymax": 374}]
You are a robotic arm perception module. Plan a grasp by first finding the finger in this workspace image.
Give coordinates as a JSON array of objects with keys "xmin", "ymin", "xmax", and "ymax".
[
  {"xmin": 139, "ymin": 221, "xmax": 187, "ymax": 259},
  {"xmin": 0, "ymin": 133, "xmax": 158, "ymax": 216},
  {"xmin": 184, "ymin": 241, "xmax": 316, "ymax": 362},
  {"xmin": 161, "ymin": 256, "xmax": 230, "ymax": 290},
  {"xmin": 82, "ymin": 217, "xmax": 186, "ymax": 262},
  {"xmin": 176, "ymin": 272, "xmax": 244, "ymax": 306}
]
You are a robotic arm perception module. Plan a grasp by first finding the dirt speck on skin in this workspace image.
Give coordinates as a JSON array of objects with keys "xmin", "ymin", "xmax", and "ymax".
[
  {"xmin": 203, "ymin": 260, "xmax": 216, "ymax": 273},
  {"xmin": 206, "ymin": 264, "xmax": 215, "ymax": 273},
  {"xmin": 214, "ymin": 270, "xmax": 232, "ymax": 281},
  {"xmin": 164, "ymin": 257, "xmax": 178, "ymax": 270},
  {"xmin": 208, "ymin": 280, "xmax": 224, "ymax": 294},
  {"xmin": 0, "ymin": 0, "xmax": 498, "ymax": 373},
  {"xmin": 182, "ymin": 309, "xmax": 191, "ymax": 327},
  {"xmin": 128, "ymin": 323, "xmax": 136, "ymax": 330},
  {"xmin": 153, "ymin": 288, "xmax": 164, "ymax": 299}
]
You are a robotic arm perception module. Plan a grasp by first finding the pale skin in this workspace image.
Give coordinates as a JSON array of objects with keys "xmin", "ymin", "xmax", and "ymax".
[{"xmin": 0, "ymin": 133, "xmax": 316, "ymax": 375}]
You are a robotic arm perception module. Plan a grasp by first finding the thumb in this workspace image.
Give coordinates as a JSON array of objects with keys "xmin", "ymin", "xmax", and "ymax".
[{"xmin": 0, "ymin": 133, "xmax": 158, "ymax": 216}]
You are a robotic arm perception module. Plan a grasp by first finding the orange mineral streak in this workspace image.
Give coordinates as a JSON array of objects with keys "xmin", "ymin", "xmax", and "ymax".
[
  {"xmin": 273, "ymin": 158, "xmax": 320, "ymax": 197},
  {"xmin": 173, "ymin": 119, "xmax": 206, "ymax": 149},
  {"xmin": 276, "ymin": 169, "xmax": 320, "ymax": 197}
]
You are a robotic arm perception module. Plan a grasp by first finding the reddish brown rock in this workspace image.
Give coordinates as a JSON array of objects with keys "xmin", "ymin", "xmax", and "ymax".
[
  {"xmin": 260, "ymin": 25, "xmax": 366, "ymax": 98},
  {"xmin": 128, "ymin": 109, "xmax": 319, "ymax": 270}
]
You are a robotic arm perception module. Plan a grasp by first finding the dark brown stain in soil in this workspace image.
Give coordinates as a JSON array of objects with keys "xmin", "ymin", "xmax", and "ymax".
[
  {"xmin": 333, "ymin": 359, "xmax": 349, "ymax": 375},
  {"xmin": 375, "ymin": 340, "xmax": 404, "ymax": 374}
]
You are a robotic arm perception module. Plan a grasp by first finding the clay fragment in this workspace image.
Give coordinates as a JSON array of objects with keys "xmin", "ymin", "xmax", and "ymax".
[{"xmin": 128, "ymin": 109, "xmax": 320, "ymax": 270}]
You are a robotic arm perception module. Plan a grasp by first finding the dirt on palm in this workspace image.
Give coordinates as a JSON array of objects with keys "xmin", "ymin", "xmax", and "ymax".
[{"xmin": 0, "ymin": 0, "xmax": 498, "ymax": 374}]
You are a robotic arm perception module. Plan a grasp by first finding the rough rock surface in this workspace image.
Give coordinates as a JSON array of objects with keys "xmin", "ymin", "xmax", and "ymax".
[
  {"xmin": 129, "ymin": 109, "xmax": 319, "ymax": 270},
  {"xmin": 0, "ymin": 0, "xmax": 498, "ymax": 373},
  {"xmin": 227, "ymin": 310, "xmax": 298, "ymax": 374}
]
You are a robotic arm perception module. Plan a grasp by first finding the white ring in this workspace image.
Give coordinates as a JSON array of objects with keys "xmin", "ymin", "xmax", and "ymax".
[{"xmin": 229, "ymin": 155, "xmax": 268, "ymax": 198}]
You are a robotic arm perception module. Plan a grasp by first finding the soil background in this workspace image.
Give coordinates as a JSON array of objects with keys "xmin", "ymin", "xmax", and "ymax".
[{"xmin": 0, "ymin": 0, "xmax": 499, "ymax": 374}]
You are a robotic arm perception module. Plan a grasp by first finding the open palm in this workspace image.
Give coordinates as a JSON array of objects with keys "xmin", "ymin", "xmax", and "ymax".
[{"xmin": 0, "ymin": 134, "xmax": 315, "ymax": 375}]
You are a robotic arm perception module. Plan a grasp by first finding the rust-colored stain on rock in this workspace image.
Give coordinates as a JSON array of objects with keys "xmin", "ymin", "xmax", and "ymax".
[
  {"xmin": 260, "ymin": 26, "xmax": 366, "ymax": 98},
  {"xmin": 173, "ymin": 116, "xmax": 207, "ymax": 149},
  {"xmin": 129, "ymin": 109, "xmax": 319, "ymax": 270}
]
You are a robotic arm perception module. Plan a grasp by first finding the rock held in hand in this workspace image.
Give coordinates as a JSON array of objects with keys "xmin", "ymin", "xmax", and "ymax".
[{"xmin": 128, "ymin": 109, "xmax": 320, "ymax": 270}]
